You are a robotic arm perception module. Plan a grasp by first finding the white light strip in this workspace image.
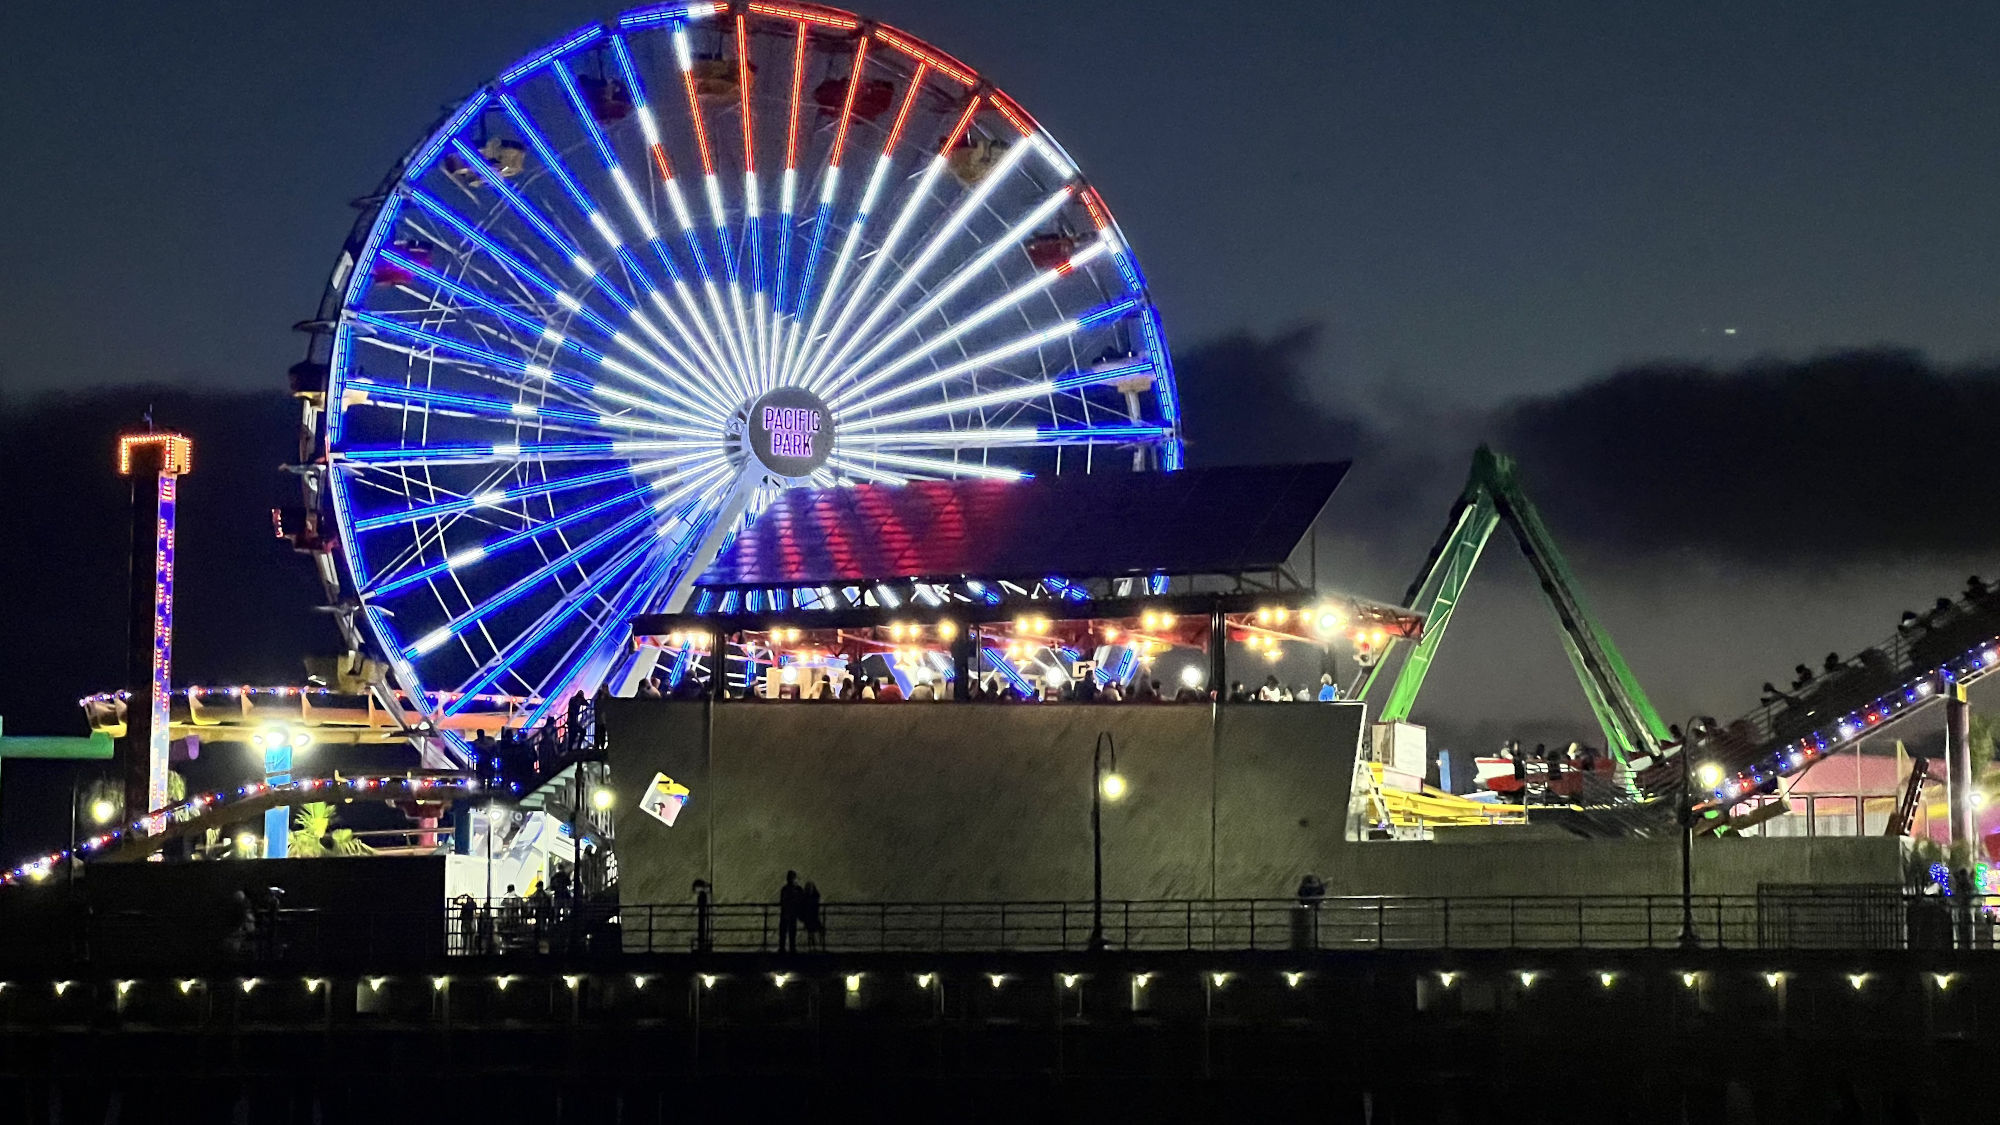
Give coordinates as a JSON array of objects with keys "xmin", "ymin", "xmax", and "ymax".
[
  {"xmin": 791, "ymin": 154, "xmax": 949, "ymax": 390},
  {"xmin": 829, "ymin": 448, "xmax": 1025, "ymax": 479},
  {"xmin": 837, "ymin": 239, "xmax": 1105, "ymax": 404},
  {"xmin": 799, "ymin": 141, "xmax": 1036, "ymax": 392},
  {"xmin": 832, "ymin": 317, "xmax": 1081, "ymax": 414}
]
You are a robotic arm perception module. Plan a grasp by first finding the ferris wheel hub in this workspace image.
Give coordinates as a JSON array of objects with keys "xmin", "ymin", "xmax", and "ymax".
[{"xmin": 726, "ymin": 385, "xmax": 834, "ymax": 481}]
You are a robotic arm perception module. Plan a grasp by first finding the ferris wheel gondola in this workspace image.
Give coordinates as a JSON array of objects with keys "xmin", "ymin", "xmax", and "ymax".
[{"xmin": 295, "ymin": 1, "xmax": 1181, "ymax": 752}]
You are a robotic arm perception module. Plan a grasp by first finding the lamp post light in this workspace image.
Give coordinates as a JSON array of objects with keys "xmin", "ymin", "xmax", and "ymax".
[
  {"xmin": 1089, "ymin": 732, "xmax": 1126, "ymax": 953},
  {"xmin": 1676, "ymin": 716, "xmax": 1717, "ymax": 949}
]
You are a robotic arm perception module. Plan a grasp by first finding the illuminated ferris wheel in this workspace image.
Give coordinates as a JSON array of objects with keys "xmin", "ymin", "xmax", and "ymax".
[{"xmin": 296, "ymin": 1, "xmax": 1180, "ymax": 740}]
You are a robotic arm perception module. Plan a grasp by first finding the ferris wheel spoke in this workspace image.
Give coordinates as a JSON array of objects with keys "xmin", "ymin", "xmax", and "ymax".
[
  {"xmin": 830, "ymin": 296, "xmax": 1140, "ymax": 415},
  {"xmin": 371, "ymin": 457, "xmax": 729, "ymax": 604},
  {"xmin": 403, "ymin": 186, "xmax": 731, "ymax": 408},
  {"xmin": 837, "ymin": 423, "xmax": 1174, "ymax": 450},
  {"xmin": 772, "ymin": 22, "xmax": 809, "ymax": 317},
  {"xmin": 824, "ymin": 448, "xmax": 1024, "ymax": 479},
  {"xmin": 779, "ymin": 32, "xmax": 873, "ymax": 378},
  {"xmin": 828, "ymin": 227, "xmax": 1107, "ymax": 405},
  {"xmin": 437, "ymin": 534, "xmax": 666, "ymax": 717},
  {"xmin": 352, "ymin": 310, "xmax": 723, "ymax": 430},
  {"xmin": 404, "ymin": 499, "xmax": 672, "ymax": 658},
  {"xmin": 779, "ymin": 69, "xmax": 937, "ymax": 390},
  {"xmin": 502, "ymin": 93, "xmax": 744, "ymax": 395},
  {"xmin": 437, "ymin": 474, "xmax": 733, "ymax": 719},
  {"xmin": 517, "ymin": 485, "xmax": 731, "ymax": 721},
  {"xmin": 790, "ymin": 89, "xmax": 974, "ymax": 391},
  {"xmin": 361, "ymin": 481, "xmax": 656, "ymax": 598},
  {"xmin": 835, "ymin": 349, "xmax": 1153, "ymax": 434},
  {"xmin": 343, "ymin": 375, "xmax": 716, "ymax": 443},
  {"xmin": 823, "ymin": 454, "xmax": 910, "ymax": 485},
  {"xmin": 350, "ymin": 455, "xmax": 682, "ymax": 533},
  {"xmin": 601, "ymin": 35, "xmax": 759, "ymax": 400},
  {"xmin": 433, "ymin": 146, "xmax": 729, "ymax": 410},
  {"xmin": 398, "ymin": 457, "xmax": 726, "ymax": 663},
  {"xmin": 731, "ymin": 14, "xmax": 773, "ymax": 388},
  {"xmin": 797, "ymin": 111, "xmax": 1033, "ymax": 392},
  {"xmin": 336, "ymin": 437, "xmax": 714, "ymax": 469}
]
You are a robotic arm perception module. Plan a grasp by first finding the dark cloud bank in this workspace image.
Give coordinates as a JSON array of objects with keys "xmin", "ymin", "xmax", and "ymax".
[
  {"xmin": 3, "ymin": 344, "xmax": 1997, "ymax": 739},
  {"xmin": 1180, "ymin": 334, "xmax": 2000, "ymax": 567}
]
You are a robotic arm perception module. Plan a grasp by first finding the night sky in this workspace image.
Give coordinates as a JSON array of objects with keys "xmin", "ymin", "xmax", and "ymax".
[{"xmin": 2, "ymin": 2, "xmax": 1997, "ymax": 748}]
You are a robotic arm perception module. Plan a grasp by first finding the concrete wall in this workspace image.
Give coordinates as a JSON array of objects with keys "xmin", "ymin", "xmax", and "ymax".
[
  {"xmin": 605, "ymin": 699, "xmax": 1907, "ymax": 908},
  {"xmin": 1319, "ymin": 834, "xmax": 1910, "ymax": 899},
  {"xmin": 604, "ymin": 700, "xmax": 1364, "ymax": 906}
]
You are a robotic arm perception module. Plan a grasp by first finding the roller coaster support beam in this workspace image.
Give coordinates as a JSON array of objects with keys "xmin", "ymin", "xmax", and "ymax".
[{"xmin": 1356, "ymin": 446, "xmax": 1673, "ymax": 767}]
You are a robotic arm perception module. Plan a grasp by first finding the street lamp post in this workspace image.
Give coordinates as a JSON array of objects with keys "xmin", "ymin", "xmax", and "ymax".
[
  {"xmin": 1089, "ymin": 732, "xmax": 1126, "ymax": 952},
  {"xmin": 1676, "ymin": 716, "xmax": 1716, "ymax": 949}
]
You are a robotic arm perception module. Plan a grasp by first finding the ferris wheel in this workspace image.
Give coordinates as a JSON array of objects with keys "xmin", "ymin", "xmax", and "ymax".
[{"xmin": 296, "ymin": 1, "xmax": 1181, "ymax": 741}]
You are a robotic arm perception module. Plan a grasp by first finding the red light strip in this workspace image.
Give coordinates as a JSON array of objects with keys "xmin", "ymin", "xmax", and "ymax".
[
  {"xmin": 736, "ymin": 14, "xmax": 756, "ymax": 173},
  {"xmin": 826, "ymin": 36, "xmax": 870, "ymax": 168},
  {"xmin": 680, "ymin": 49, "xmax": 718, "ymax": 174},
  {"xmin": 651, "ymin": 142, "xmax": 678, "ymax": 182},
  {"xmin": 747, "ymin": 1, "xmax": 859, "ymax": 30},
  {"xmin": 873, "ymin": 26, "xmax": 974, "ymax": 86},
  {"xmin": 783, "ymin": 23, "xmax": 808, "ymax": 170},
  {"xmin": 879, "ymin": 62, "xmax": 928, "ymax": 156},
  {"xmin": 991, "ymin": 92, "xmax": 1036, "ymax": 136},
  {"xmin": 939, "ymin": 95, "xmax": 982, "ymax": 153},
  {"xmin": 1078, "ymin": 187, "xmax": 1111, "ymax": 231}
]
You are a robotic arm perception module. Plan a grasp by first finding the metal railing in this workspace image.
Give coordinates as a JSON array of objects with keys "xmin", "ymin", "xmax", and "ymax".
[
  {"xmin": 608, "ymin": 892, "xmax": 1986, "ymax": 956},
  {"xmin": 24, "ymin": 892, "xmax": 1987, "ymax": 971}
]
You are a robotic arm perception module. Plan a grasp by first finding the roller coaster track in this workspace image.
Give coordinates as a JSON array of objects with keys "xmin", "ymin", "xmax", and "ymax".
[
  {"xmin": 2, "ymin": 774, "xmax": 477, "ymax": 884},
  {"xmin": 1685, "ymin": 596, "xmax": 2000, "ymax": 809}
]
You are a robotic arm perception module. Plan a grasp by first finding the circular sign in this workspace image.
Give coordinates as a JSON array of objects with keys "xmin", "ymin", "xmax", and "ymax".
[{"xmin": 744, "ymin": 387, "xmax": 834, "ymax": 479}]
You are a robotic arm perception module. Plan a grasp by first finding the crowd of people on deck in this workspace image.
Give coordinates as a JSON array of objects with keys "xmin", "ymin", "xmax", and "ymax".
[{"xmin": 635, "ymin": 668, "xmax": 1348, "ymax": 704}]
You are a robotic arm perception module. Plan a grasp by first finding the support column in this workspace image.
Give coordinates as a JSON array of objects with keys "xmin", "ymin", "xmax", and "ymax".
[
  {"xmin": 950, "ymin": 629, "xmax": 974, "ymax": 701},
  {"xmin": 1946, "ymin": 683, "xmax": 1974, "ymax": 862},
  {"xmin": 1206, "ymin": 605, "xmax": 1227, "ymax": 701}
]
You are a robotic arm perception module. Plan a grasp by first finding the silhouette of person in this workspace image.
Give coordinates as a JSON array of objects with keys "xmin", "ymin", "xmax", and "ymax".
[
  {"xmin": 692, "ymin": 878, "xmax": 713, "ymax": 953},
  {"xmin": 777, "ymin": 870, "xmax": 802, "ymax": 953},
  {"xmin": 802, "ymin": 881, "xmax": 825, "ymax": 952}
]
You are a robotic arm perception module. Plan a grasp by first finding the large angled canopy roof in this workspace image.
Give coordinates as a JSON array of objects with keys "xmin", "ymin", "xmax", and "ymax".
[{"xmin": 696, "ymin": 463, "xmax": 1349, "ymax": 590}]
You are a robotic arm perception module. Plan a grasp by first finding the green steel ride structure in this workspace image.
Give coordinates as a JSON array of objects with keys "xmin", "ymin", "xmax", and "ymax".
[{"xmin": 1356, "ymin": 446, "xmax": 1673, "ymax": 767}]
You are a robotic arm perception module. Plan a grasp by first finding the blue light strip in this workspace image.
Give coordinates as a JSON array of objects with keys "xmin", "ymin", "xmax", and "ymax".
[
  {"xmin": 516, "ymin": 497, "xmax": 721, "ymax": 725},
  {"xmin": 405, "ymin": 190, "xmax": 581, "ymax": 306},
  {"xmin": 983, "ymin": 649, "xmax": 1035, "ymax": 695},
  {"xmin": 445, "ymin": 539, "xmax": 663, "ymax": 718},
  {"xmin": 499, "ymin": 95, "xmax": 602, "ymax": 220},
  {"xmin": 408, "ymin": 93, "xmax": 493, "ymax": 177},
  {"xmin": 1076, "ymin": 297, "xmax": 1143, "ymax": 330},
  {"xmin": 403, "ymin": 504, "xmax": 660, "ymax": 658},
  {"xmin": 619, "ymin": 4, "xmax": 701, "ymax": 29},
  {"xmin": 549, "ymin": 66, "xmax": 624, "ymax": 170},
  {"xmin": 379, "ymin": 247, "xmax": 605, "ymax": 360},
  {"xmin": 1029, "ymin": 425, "xmax": 1174, "ymax": 445},
  {"xmin": 352, "ymin": 462, "xmax": 639, "ymax": 532},
  {"xmin": 365, "ymin": 485, "xmax": 651, "ymax": 598},
  {"xmin": 1140, "ymin": 307, "xmax": 1184, "ymax": 470},
  {"xmin": 792, "ymin": 202, "xmax": 835, "ymax": 317},
  {"xmin": 775, "ymin": 209, "xmax": 798, "ymax": 315},
  {"xmin": 1045, "ymin": 577, "xmax": 1090, "ymax": 602},
  {"xmin": 498, "ymin": 23, "xmax": 607, "ymax": 86},
  {"xmin": 349, "ymin": 310, "xmax": 601, "ymax": 397},
  {"xmin": 344, "ymin": 378, "xmax": 599, "ymax": 428},
  {"xmin": 341, "ymin": 439, "xmax": 655, "ymax": 465}
]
